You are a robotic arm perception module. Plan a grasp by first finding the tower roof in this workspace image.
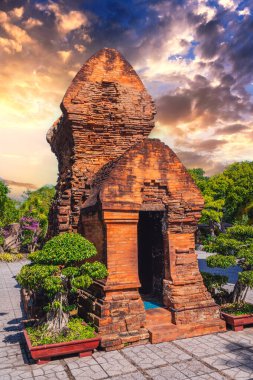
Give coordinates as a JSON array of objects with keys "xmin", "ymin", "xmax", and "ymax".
[{"xmin": 62, "ymin": 48, "xmax": 146, "ymax": 111}]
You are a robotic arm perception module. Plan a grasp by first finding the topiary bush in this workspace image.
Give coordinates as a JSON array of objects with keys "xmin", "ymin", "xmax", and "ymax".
[
  {"xmin": 205, "ymin": 224, "xmax": 253, "ymax": 303},
  {"xmin": 201, "ymin": 272, "xmax": 229, "ymax": 304},
  {"xmin": 17, "ymin": 232, "xmax": 108, "ymax": 338}
]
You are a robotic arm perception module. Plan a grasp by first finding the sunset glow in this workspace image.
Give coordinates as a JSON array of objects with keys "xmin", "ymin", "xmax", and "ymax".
[{"xmin": 1, "ymin": 0, "xmax": 253, "ymax": 193}]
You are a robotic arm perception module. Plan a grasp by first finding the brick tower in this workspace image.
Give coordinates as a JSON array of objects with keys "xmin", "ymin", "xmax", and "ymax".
[
  {"xmin": 47, "ymin": 48, "xmax": 155, "ymax": 237},
  {"xmin": 47, "ymin": 48, "xmax": 226, "ymax": 350}
]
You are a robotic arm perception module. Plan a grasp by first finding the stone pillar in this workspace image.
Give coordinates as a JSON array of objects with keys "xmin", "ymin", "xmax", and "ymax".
[
  {"xmin": 163, "ymin": 231, "xmax": 222, "ymax": 325},
  {"xmin": 79, "ymin": 210, "xmax": 149, "ymax": 351},
  {"xmin": 104, "ymin": 211, "xmax": 140, "ymax": 287}
]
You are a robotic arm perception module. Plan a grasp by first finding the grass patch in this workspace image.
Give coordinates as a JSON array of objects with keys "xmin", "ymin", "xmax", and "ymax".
[
  {"xmin": 0, "ymin": 253, "xmax": 24, "ymax": 262},
  {"xmin": 221, "ymin": 303, "xmax": 253, "ymax": 316},
  {"xmin": 26, "ymin": 317, "xmax": 96, "ymax": 346}
]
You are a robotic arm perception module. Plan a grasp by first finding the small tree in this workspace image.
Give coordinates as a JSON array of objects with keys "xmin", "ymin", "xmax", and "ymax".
[
  {"xmin": 17, "ymin": 233, "xmax": 108, "ymax": 335},
  {"xmin": 0, "ymin": 180, "xmax": 20, "ymax": 228},
  {"xmin": 188, "ymin": 169, "xmax": 225, "ymax": 236},
  {"xmin": 205, "ymin": 225, "xmax": 253, "ymax": 303},
  {"xmin": 20, "ymin": 217, "xmax": 41, "ymax": 253}
]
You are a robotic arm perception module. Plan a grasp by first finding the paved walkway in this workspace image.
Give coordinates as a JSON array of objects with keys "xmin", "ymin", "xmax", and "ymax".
[{"xmin": 2, "ymin": 262, "xmax": 253, "ymax": 379}]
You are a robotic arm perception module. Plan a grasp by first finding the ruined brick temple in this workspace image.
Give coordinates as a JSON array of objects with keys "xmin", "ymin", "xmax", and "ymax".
[{"xmin": 47, "ymin": 48, "xmax": 225, "ymax": 350}]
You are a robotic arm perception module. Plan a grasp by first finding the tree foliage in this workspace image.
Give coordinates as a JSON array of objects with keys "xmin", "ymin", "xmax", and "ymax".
[
  {"xmin": 17, "ymin": 233, "xmax": 108, "ymax": 335},
  {"xmin": 20, "ymin": 186, "xmax": 55, "ymax": 238},
  {"xmin": 205, "ymin": 225, "xmax": 253, "ymax": 302},
  {"xmin": 188, "ymin": 169, "xmax": 224, "ymax": 235},
  {"xmin": 207, "ymin": 162, "xmax": 253, "ymax": 223},
  {"xmin": 0, "ymin": 181, "xmax": 19, "ymax": 228},
  {"xmin": 0, "ymin": 185, "xmax": 55, "ymax": 252},
  {"xmin": 189, "ymin": 162, "xmax": 253, "ymax": 235}
]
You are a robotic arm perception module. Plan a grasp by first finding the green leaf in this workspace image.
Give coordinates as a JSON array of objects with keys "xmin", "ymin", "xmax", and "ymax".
[
  {"xmin": 207, "ymin": 254, "xmax": 237, "ymax": 268},
  {"xmin": 239, "ymin": 271, "xmax": 253, "ymax": 288},
  {"xmin": 80, "ymin": 261, "xmax": 108, "ymax": 279},
  {"xmin": 71, "ymin": 275, "xmax": 93, "ymax": 291},
  {"xmin": 31, "ymin": 233, "xmax": 97, "ymax": 265}
]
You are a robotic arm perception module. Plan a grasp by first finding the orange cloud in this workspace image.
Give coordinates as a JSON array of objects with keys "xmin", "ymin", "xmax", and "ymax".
[
  {"xmin": 9, "ymin": 6, "xmax": 24, "ymax": 19},
  {"xmin": 58, "ymin": 50, "xmax": 72, "ymax": 63},
  {"xmin": 37, "ymin": 2, "xmax": 89, "ymax": 36},
  {"xmin": 23, "ymin": 18, "xmax": 43, "ymax": 29}
]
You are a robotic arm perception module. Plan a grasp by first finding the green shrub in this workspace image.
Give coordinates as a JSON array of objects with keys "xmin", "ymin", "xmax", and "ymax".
[
  {"xmin": 205, "ymin": 224, "xmax": 253, "ymax": 302},
  {"xmin": 26, "ymin": 317, "xmax": 95, "ymax": 346},
  {"xmin": 0, "ymin": 253, "xmax": 24, "ymax": 262},
  {"xmin": 201, "ymin": 272, "xmax": 228, "ymax": 292},
  {"xmin": 28, "ymin": 233, "xmax": 97, "ymax": 265},
  {"xmin": 17, "ymin": 232, "xmax": 108, "ymax": 336},
  {"xmin": 221, "ymin": 303, "xmax": 253, "ymax": 316},
  {"xmin": 207, "ymin": 254, "xmax": 237, "ymax": 268}
]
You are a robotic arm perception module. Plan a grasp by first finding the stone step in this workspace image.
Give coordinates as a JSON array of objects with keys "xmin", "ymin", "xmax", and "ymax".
[
  {"xmin": 145, "ymin": 307, "xmax": 172, "ymax": 326},
  {"xmin": 148, "ymin": 318, "xmax": 227, "ymax": 344},
  {"xmin": 148, "ymin": 323, "xmax": 179, "ymax": 344}
]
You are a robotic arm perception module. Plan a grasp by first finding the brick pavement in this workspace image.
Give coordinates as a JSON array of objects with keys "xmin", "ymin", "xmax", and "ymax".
[{"xmin": 1, "ymin": 261, "xmax": 253, "ymax": 380}]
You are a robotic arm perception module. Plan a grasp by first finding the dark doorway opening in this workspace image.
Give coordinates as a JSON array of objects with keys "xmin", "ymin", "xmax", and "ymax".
[{"xmin": 138, "ymin": 211, "xmax": 165, "ymax": 301}]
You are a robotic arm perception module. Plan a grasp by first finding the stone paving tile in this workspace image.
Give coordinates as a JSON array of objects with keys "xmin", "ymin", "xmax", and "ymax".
[
  {"xmin": 174, "ymin": 334, "xmax": 241, "ymax": 358},
  {"xmin": 93, "ymin": 350, "xmax": 136, "ymax": 377},
  {"xmin": 173, "ymin": 359, "xmax": 215, "ymax": 378},
  {"xmin": 191, "ymin": 373, "xmax": 228, "ymax": 380},
  {"xmin": 65, "ymin": 355, "xmax": 108, "ymax": 379},
  {"xmin": 32, "ymin": 362, "xmax": 69, "ymax": 379},
  {"xmin": 0, "ymin": 331, "xmax": 24, "ymax": 347},
  {"xmin": 0, "ymin": 333, "xmax": 30, "ymax": 370},
  {"xmin": 218, "ymin": 330, "xmax": 253, "ymax": 348},
  {"xmin": 0, "ymin": 366, "xmax": 34, "ymax": 380},
  {"xmin": 148, "ymin": 342, "xmax": 191, "ymax": 363},
  {"xmin": 4, "ymin": 260, "xmax": 253, "ymax": 380},
  {"xmin": 202, "ymin": 348, "xmax": 252, "ymax": 370},
  {"xmin": 146, "ymin": 364, "xmax": 188, "ymax": 379},
  {"xmin": 222, "ymin": 365, "xmax": 253, "ymax": 379},
  {"xmin": 110, "ymin": 373, "xmax": 146, "ymax": 380},
  {"xmin": 0, "ymin": 354, "xmax": 29, "ymax": 371},
  {"xmin": 122, "ymin": 344, "xmax": 167, "ymax": 369}
]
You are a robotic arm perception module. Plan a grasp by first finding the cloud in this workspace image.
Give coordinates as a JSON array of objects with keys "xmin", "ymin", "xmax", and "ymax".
[
  {"xmin": 0, "ymin": 0, "xmax": 252, "ymax": 186},
  {"xmin": 193, "ymin": 139, "xmax": 227, "ymax": 152},
  {"xmin": 23, "ymin": 18, "xmax": 43, "ymax": 29},
  {"xmin": 58, "ymin": 50, "xmax": 72, "ymax": 63},
  {"xmin": 9, "ymin": 6, "xmax": 24, "ymax": 19},
  {"xmin": 3, "ymin": 22, "xmax": 32, "ymax": 44},
  {"xmin": 74, "ymin": 44, "xmax": 86, "ymax": 53},
  {"xmin": 0, "ymin": 37, "xmax": 22, "ymax": 53},
  {"xmin": 36, "ymin": 2, "xmax": 89, "ymax": 36},
  {"xmin": 194, "ymin": 0, "xmax": 217, "ymax": 22},
  {"xmin": 176, "ymin": 150, "xmax": 227, "ymax": 175},
  {"xmin": 238, "ymin": 8, "xmax": 251, "ymax": 16},
  {"xmin": 156, "ymin": 94, "xmax": 191, "ymax": 125},
  {"xmin": 155, "ymin": 77, "xmax": 247, "ymax": 133},
  {"xmin": 216, "ymin": 123, "xmax": 249, "ymax": 135},
  {"xmin": 0, "ymin": 10, "xmax": 8, "ymax": 23},
  {"xmin": 0, "ymin": 11, "xmax": 33, "ymax": 54},
  {"xmin": 196, "ymin": 20, "xmax": 223, "ymax": 60}
]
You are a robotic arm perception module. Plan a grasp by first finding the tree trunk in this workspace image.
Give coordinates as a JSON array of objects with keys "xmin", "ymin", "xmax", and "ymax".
[
  {"xmin": 46, "ymin": 292, "xmax": 69, "ymax": 334},
  {"xmin": 209, "ymin": 221, "xmax": 215, "ymax": 237},
  {"xmin": 232, "ymin": 281, "xmax": 247, "ymax": 303}
]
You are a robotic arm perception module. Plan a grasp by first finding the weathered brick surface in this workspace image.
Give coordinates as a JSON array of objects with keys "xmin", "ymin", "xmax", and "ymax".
[
  {"xmin": 47, "ymin": 48, "xmax": 225, "ymax": 349},
  {"xmin": 47, "ymin": 48, "xmax": 155, "ymax": 236}
]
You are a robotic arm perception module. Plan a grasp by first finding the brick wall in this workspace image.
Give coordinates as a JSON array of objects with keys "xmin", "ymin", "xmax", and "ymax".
[{"xmin": 47, "ymin": 48, "xmax": 155, "ymax": 237}]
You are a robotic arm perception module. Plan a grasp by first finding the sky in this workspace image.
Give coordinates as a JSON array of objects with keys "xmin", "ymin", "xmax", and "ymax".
[{"xmin": 0, "ymin": 0, "xmax": 253, "ymax": 193}]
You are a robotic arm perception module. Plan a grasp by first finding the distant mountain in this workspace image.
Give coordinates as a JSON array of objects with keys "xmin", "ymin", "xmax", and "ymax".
[{"xmin": 1, "ymin": 178, "xmax": 38, "ymax": 200}]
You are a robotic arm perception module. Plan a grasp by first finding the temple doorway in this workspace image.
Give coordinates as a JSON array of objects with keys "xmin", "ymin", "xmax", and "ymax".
[{"xmin": 138, "ymin": 211, "xmax": 165, "ymax": 307}]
